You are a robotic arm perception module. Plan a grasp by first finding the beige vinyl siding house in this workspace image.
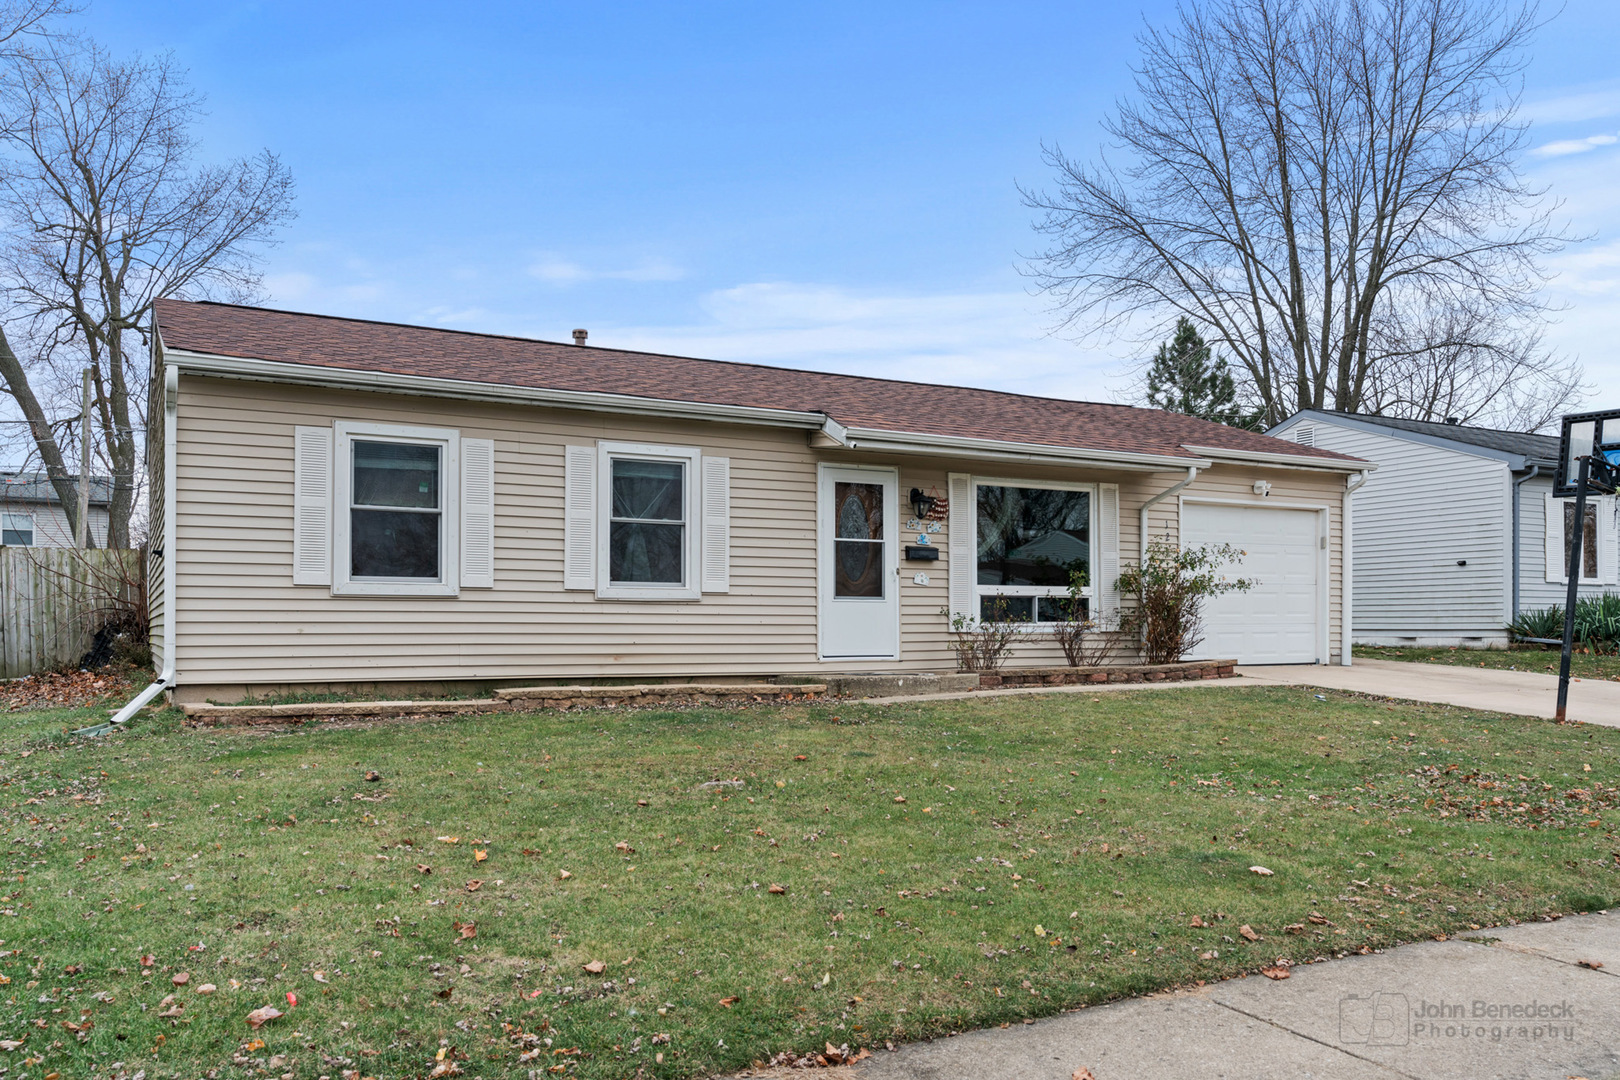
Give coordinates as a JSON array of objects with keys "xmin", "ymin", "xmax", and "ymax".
[{"xmin": 144, "ymin": 301, "xmax": 1369, "ymax": 703}]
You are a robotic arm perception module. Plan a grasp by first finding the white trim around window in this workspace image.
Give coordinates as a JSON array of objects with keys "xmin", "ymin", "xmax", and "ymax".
[
  {"xmin": 1, "ymin": 510, "xmax": 35, "ymax": 547},
  {"xmin": 595, "ymin": 441, "xmax": 703, "ymax": 600},
  {"xmin": 332, "ymin": 421, "xmax": 461, "ymax": 597},
  {"xmin": 969, "ymin": 476, "xmax": 1097, "ymax": 627}
]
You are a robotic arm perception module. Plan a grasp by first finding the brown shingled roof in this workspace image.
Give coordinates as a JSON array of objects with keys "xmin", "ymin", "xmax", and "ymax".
[{"xmin": 154, "ymin": 299, "xmax": 1360, "ymax": 466}]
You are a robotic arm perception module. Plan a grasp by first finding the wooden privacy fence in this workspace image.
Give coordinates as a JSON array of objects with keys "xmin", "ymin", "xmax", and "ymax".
[{"xmin": 0, "ymin": 548, "xmax": 143, "ymax": 679}]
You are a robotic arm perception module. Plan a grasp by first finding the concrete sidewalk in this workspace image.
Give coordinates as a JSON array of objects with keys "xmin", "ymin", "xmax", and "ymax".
[
  {"xmin": 1242, "ymin": 658, "xmax": 1620, "ymax": 727},
  {"xmin": 858, "ymin": 911, "xmax": 1620, "ymax": 1080}
]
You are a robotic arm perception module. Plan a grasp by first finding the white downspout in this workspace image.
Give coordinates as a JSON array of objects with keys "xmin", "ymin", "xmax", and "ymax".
[
  {"xmin": 1139, "ymin": 466, "xmax": 1198, "ymax": 564},
  {"xmin": 79, "ymin": 364, "xmax": 177, "ymax": 735},
  {"xmin": 1341, "ymin": 469, "xmax": 1369, "ymax": 666}
]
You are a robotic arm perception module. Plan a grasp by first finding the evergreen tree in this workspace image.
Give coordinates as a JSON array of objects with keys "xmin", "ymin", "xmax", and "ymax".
[{"xmin": 1144, "ymin": 318, "xmax": 1260, "ymax": 429}]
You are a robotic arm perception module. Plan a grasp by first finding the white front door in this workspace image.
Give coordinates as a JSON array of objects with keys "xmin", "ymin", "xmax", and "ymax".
[
  {"xmin": 819, "ymin": 465, "xmax": 900, "ymax": 659},
  {"xmin": 1182, "ymin": 502, "xmax": 1323, "ymax": 664}
]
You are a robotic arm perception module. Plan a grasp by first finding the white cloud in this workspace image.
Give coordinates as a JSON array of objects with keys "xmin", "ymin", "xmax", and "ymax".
[
  {"xmin": 1531, "ymin": 132, "xmax": 1619, "ymax": 157},
  {"xmin": 597, "ymin": 282, "xmax": 1130, "ymax": 403},
  {"xmin": 1522, "ymin": 84, "xmax": 1620, "ymax": 126},
  {"xmin": 526, "ymin": 254, "xmax": 685, "ymax": 285}
]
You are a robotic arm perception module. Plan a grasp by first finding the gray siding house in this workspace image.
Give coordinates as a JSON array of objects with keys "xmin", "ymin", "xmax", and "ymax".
[
  {"xmin": 0, "ymin": 472, "xmax": 111, "ymax": 548},
  {"xmin": 1268, "ymin": 411, "xmax": 1618, "ymax": 647}
]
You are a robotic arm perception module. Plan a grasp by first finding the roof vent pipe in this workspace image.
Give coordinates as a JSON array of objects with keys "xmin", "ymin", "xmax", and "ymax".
[
  {"xmin": 572, "ymin": 329, "xmax": 588, "ymax": 346},
  {"xmin": 1444, "ymin": 416, "xmax": 1460, "ymax": 425}
]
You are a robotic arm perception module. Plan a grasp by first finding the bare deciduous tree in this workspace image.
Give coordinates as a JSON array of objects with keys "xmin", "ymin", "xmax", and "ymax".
[
  {"xmin": 0, "ymin": 39, "xmax": 294, "ymax": 546},
  {"xmin": 1024, "ymin": 0, "xmax": 1584, "ymax": 431}
]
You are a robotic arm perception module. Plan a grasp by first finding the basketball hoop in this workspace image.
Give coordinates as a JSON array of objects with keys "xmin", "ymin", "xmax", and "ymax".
[{"xmin": 1551, "ymin": 408, "xmax": 1620, "ymax": 720}]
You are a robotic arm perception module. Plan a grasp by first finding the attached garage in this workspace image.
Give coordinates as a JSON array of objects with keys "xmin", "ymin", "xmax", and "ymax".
[{"xmin": 1182, "ymin": 500, "xmax": 1325, "ymax": 664}]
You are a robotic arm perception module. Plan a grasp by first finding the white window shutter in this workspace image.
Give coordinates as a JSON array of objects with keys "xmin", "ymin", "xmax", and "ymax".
[
  {"xmin": 1545, "ymin": 493, "xmax": 1565, "ymax": 583},
  {"xmin": 564, "ymin": 445, "xmax": 596, "ymax": 590},
  {"xmin": 701, "ymin": 455, "xmax": 730, "ymax": 593},
  {"xmin": 1601, "ymin": 496, "xmax": 1619, "ymax": 586},
  {"xmin": 292, "ymin": 425, "xmax": 333, "ymax": 586},
  {"xmin": 947, "ymin": 472, "xmax": 974, "ymax": 619},
  {"xmin": 1098, "ymin": 483, "xmax": 1121, "ymax": 626},
  {"xmin": 460, "ymin": 438, "xmax": 495, "ymax": 588}
]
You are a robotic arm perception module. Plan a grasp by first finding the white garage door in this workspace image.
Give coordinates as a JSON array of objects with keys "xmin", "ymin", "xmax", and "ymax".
[{"xmin": 1182, "ymin": 502, "xmax": 1321, "ymax": 664}]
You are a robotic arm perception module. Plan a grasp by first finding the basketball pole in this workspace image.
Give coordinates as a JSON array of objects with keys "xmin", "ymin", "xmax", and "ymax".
[{"xmin": 1555, "ymin": 454, "xmax": 1590, "ymax": 723}]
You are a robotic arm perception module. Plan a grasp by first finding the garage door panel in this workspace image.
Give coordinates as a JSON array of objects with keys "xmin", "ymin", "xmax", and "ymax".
[{"xmin": 1182, "ymin": 503, "xmax": 1320, "ymax": 664}]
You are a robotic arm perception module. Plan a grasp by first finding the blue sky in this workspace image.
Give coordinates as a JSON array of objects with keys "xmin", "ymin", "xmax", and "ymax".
[{"xmin": 57, "ymin": 1, "xmax": 1620, "ymax": 407}]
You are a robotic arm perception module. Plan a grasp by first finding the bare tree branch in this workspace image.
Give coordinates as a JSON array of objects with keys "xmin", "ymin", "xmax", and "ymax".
[
  {"xmin": 0, "ymin": 38, "xmax": 295, "ymax": 546},
  {"xmin": 1024, "ymin": 0, "xmax": 1586, "ymax": 430}
]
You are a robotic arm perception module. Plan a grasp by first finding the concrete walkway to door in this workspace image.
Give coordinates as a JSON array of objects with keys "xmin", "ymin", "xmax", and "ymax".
[{"xmin": 1240, "ymin": 657, "xmax": 1620, "ymax": 727}]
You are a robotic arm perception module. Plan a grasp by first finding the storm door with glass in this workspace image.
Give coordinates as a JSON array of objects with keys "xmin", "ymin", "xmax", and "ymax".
[{"xmin": 818, "ymin": 466, "xmax": 898, "ymax": 658}]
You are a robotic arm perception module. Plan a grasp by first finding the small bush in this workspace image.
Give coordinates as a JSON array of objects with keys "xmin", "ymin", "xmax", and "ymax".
[
  {"xmin": 1117, "ymin": 537, "xmax": 1254, "ymax": 664},
  {"xmin": 1510, "ymin": 594, "xmax": 1620, "ymax": 654},
  {"xmin": 942, "ymin": 597, "xmax": 1036, "ymax": 672},
  {"xmin": 1050, "ymin": 569, "xmax": 1120, "ymax": 666}
]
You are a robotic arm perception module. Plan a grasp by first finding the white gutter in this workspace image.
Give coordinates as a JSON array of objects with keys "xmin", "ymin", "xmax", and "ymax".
[
  {"xmin": 838, "ymin": 427, "xmax": 1213, "ymax": 473},
  {"xmin": 1139, "ymin": 467, "xmax": 1199, "ymax": 564},
  {"xmin": 1181, "ymin": 444, "xmax": 1375, "ymax": 474},
  {"xmin": 79, "ymin": 364, "xmax": 178, "ymax": 735},
  {"xmin": 1341, "ymin": 470, "xmax": 1369, "ymax": 666},
  {"xmin": 1510, "ymin": 465, "xmax": 1541, "ymax": 620},
  {"xmin": 163, "ymin": 347, "xmax": 831, "ymax": 432}
]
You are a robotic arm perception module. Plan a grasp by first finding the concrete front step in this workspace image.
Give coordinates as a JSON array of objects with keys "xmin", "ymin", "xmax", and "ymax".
[
  {"xmin": 771, "ymin": 672, "xmax": 981, "ymax": 698},
  {"xmin": 182, "ymin": 683, "xmax": 826, "ymax": 725}
]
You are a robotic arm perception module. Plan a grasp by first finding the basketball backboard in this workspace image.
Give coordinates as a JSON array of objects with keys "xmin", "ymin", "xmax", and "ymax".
[{"xmin": 1554, "ymin": 408, "xmax": 1620, "ymax": 496}]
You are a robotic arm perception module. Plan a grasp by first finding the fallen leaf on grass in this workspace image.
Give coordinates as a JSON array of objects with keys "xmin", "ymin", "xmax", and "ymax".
[
  {"xmin": 465, "ymin": 880, "xmax": 483, "ymax": 893},
  {"xmin": 474, "ymin": 849, "xmax": 487, "ymax": 863},
  {"xmin": 437, "ymin": 836, "xmax": 460, "ymax": 844},
  {"xmin": 718, "ymin": 996, "xmax": 739, "ymax": 1007},
  {"xmin": 795, "ymin": 755, "xmax": 808, "ymax": 761},
  {"xmin": 1189, "ymin": 915, "xmax": 1206, "ymax": 928},
  {"xmin": 558, "ymin": 870, "xmax": 572, "ymax": 880},
  {"xmin": 1239, "ymin": 925, "xmax": 1261, "ymax": 942},
  {"xmin": 893, "ymin": 796, "xmax": 906, "ymax": 804},
  {"xmin": 156, "ymin": 1006, "xmax": 182, "ymax": 1019},
  {"xmin": 768, "ymin": 883, "xmax": 787, "ymax": 894},
  {"xmin": 437, "ymin": 987, "xmax": 453, "ymax": 1000},
  {"xmin": 244, "ymin": 1006, "xmax": 283, "ymax": 1029},
  {"xmin": 171, "ymin": 973, "xmax": 189, "ymax": 986},
  {"xmin": 454, "ymin": 921, "xmax": 477, "ymax": 941},
  {"xmin": 1261, "ymin": 965, "xmax": 1291, "ymax": 980},
  {"xmin": 364, "ymin": 771, "xmax": 382, "ymax": 782},
  {"xmin": 0, "ymin": 1039, "xmax": 22, "ymax": 1050},
  {"xmin": 614, "ymin": 841, "xmax": 634, "ymax": 854},
  {"xmin": 1249, "ymin": 866, "xmax": 1274, "ymax": 876},
  {"xmin": 1307, "ymin": 913, "xmax": 1332, "ymax": 925},
  {"xmin": 583, "ymin": 960, "xmax": 606, "ymax": 974},
  {"xmin": 416, "ymin": 864, "xmax": 432, "ymax": 875},
  {"xmin": 1284, "ymin": 924, "xmax": 1306, "ymax": 935},
  {"xmin": 312, "ymin": 972, "xmax": 329, "ymax": 984}
]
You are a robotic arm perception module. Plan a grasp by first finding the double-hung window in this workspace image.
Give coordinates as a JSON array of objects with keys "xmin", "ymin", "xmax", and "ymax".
[
  {"xmin": 1, "ymin": 511, "xmax": 33, "ymax": 546},
  {"xmin": 1546, "ymin": 493, "xmax": 1618, "ymax": 585},
  {"xmin": 975, "ymin": 481, "xmax": 1094, "ymax": 623},
  {"xmin": 596, "ymin": 442, "xmax": 702, "ymax": 600},
  {"xmin": 332, "ymin": 422, "xmax": 460, "ymax": 596}
]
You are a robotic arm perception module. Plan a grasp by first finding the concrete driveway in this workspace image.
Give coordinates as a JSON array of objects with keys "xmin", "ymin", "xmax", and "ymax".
[{"xmin": 1240, "ymin": 657, "xmax": 1620, "ymax": 727}]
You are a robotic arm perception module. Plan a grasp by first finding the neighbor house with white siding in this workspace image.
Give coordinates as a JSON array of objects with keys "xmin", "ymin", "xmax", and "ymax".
[
  {"xmin": 0, "ymin": 471, "xmax": 111, "ymax": 548},
  {"xmin": 142, "ymin": 300, "xmax": 1371, "ymax": 703},
  {"xmin": 1268, "ymin": 411, "xmax": 1618, "ymax": 647}
]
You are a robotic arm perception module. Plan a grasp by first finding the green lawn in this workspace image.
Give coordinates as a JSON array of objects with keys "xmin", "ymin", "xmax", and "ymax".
[
  {"xmin": 1354, "ymin": 644, "xmax": 1620, "ymax": 682},
  {"xmin": 6, "ymin": 687, "xmax": 1620, "ymax": 1079}
]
